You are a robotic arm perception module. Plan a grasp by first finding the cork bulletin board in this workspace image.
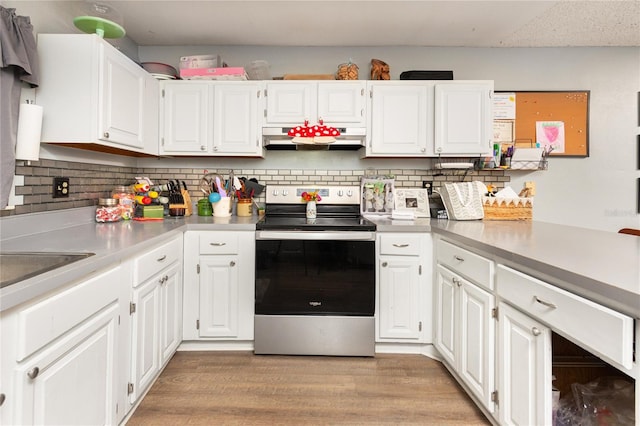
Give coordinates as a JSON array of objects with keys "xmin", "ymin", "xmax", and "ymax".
[{"xmin": 495, "ymin": 91, "xmax": 590, "ymax": 157}]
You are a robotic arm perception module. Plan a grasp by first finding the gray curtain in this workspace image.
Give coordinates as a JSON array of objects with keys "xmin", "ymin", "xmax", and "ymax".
[{"xmin": 0, "ymin": 6, "xmax": 39, "ymax": 209}]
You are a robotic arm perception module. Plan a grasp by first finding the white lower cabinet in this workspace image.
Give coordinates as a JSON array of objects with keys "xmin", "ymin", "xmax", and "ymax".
[
  {"xmin": 498, "ymin": 302, "xmax": 552, "ymax": 426},
  {"xmin": 435, "ymin": 264, "xmax": 496, "ymax": 413},
  {"xmin": 1, "ymin": 265, "xmax": 125, "ymax": 426},
  {"xmin": 128, "ymin": 236, "xmax": 183, "ymax": 405},
  {"xmin": 183, "ymin": 231, "xmax": 255, "ymax": 342},
  {"xmin": 376, "ymin": 233, "xmax": 432, "ymax": 343}
]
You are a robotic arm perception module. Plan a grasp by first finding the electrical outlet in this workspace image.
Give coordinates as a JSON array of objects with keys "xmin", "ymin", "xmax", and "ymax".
[
  {"xmin": 422, "ymin": 181, "xmax": 433, "ymax": 195},
  {"xmin": 53, "ymin": 177, "xmax": 70, "ymax": 198}
]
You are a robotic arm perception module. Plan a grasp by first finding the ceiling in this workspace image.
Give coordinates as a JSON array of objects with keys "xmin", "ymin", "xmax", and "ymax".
[{"xmin": 5, "ymin": 0, "xmax": 640, "ymax": 48}]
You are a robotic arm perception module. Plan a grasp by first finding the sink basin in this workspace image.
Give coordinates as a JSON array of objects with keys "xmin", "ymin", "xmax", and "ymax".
[{"xmin": 0, "ymin": 252, "xmax": 95, "ymax": 289}]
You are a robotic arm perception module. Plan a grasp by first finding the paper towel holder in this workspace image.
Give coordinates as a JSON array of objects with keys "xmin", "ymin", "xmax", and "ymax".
[{"xmin": 15, "ymin": 100, "xmax": 43, "ymax": 163}]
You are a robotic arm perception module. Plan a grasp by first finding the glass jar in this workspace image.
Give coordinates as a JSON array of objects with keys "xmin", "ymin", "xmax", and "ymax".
[
  {"xmin": 95, "ymin": 198, "xmax": 122, "ymax": 223},
  {"xmin": 111, "ymin": 185, "xmax": 135, "ymax": 220}
]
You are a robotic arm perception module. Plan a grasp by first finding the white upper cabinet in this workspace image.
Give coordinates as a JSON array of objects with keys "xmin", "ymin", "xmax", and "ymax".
[
  {"xmin": 160, "ymin": 81, "xmax": 211, "ymax": 154},
  {"xmin": 264, "ymin": 81, "xmax": 366, "ymax": 126},
  {"xmin": 36, "ymin": 34, "xmax": 158, "ymax": 156},
  {"xmin": 433, "ymin": 82, "xmax": 493, "ymax": 156},
  {"xmin": 160, "ymin": 81, "xmax": 263, "ymax": 156},
  {"xmin": 366, "ymin": 82, "xmax": 433, "ymax": 157}
]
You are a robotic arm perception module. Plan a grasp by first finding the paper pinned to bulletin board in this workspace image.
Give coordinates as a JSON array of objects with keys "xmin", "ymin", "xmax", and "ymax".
[{"xmin": 494, "ymin": 91, "xmax": 590, "ymax": 157}]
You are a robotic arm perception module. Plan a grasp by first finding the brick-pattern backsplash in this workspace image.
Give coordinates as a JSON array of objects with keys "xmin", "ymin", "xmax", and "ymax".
[{"xmin": 3, "ymin": 160, "xmax": 509, "ymax": 217}]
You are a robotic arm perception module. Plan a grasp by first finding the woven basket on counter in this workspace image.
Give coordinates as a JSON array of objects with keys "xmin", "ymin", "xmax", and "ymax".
[
  {"xmin": 482, "ymin": 197, "xmax": 533, "ymax": 220},
  {"xmin": 336, "ymin": 62, "xmax": 359, "ymax": 80}
]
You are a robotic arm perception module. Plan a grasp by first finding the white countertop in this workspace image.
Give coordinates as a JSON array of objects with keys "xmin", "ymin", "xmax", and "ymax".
[{"xmin": 2, "ymin": 208, "xmax": 638, "ymax": 318}]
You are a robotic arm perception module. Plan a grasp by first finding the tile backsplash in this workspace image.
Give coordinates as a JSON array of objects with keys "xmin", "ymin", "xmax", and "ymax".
[{"xmin": 2, "ymin": 159, "xmax": 509, "ymax": 217}]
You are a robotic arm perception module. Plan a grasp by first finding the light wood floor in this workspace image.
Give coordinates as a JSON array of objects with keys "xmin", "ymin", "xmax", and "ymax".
[{"xmin": 127, "ymin": 351, "xmax": 490, "ymax": 425}]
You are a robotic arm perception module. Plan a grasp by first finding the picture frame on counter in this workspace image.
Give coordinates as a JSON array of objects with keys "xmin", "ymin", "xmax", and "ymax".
[{"xmin": 394, "ymin": 188, "xmax": 430, "ymax": 218}]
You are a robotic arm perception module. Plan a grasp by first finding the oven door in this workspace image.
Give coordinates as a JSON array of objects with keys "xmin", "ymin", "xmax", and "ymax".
[{"xmin": 255, "ymin": 231, "xmax": 375, "ymax": 316}]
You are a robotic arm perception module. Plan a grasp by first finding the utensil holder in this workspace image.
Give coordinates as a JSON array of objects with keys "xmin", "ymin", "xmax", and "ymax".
[{"xmin": 213, "ymin": 197, "xmax": 231, "ymax": 217}]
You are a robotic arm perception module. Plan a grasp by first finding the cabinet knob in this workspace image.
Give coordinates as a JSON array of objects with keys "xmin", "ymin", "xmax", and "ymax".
[
  {"xmin": 200, "ymin": 146, "xmax": 206, "ymax": 151},
  {"xmin": 103, "ymin": 132, "xmax": 109, "ymax": 139},
  {"xmin": 531, "ymin": 327, "xmax": 541, "ymax": 336},
  {"xmin": 452, "ymin": 277, "xmax": 461, "ymax": 286},
  {"xmin": 229, "ymin": 261, "xmax": 236, "ymax": 267},
  {"xmin": 381, "ymin": 262, "xmax": 388, "ymax": 267},
  {"xmin": 27, "ymin": 367, "xmax": 39, "ymax": 380}
]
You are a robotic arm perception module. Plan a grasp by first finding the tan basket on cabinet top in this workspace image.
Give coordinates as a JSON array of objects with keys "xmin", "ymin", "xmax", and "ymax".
[{"xmin": 482, "ymin": 196, "xmax": 533, "ymax": 220}]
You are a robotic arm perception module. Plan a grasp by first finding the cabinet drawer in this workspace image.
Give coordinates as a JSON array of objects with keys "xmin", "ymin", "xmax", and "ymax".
[
  {"xmin": 134, "ymin": 236, "xmax": 182, "ymax": 285},
  {"xmin": 379, "ymin": 234, "xmax": 422, "ymax": 256},
  {"xmin": 17, "ymin": 266, "xmax": 121, "ymax": 361},
  {"xmin": 437, "ymin": 239, "xmax": 493, "ymax": 290},
  {"xmin": 497, "ymin": 264, "xmax": 634, "ymax": 371},
  {"xmin": 199, "ymin": 232, "xmax": 239, "ymax": 255}
]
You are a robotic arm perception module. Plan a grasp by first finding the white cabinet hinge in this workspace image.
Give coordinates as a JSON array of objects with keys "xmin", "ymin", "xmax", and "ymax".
[
  {"xmin": 118, "ymin": 315, "xmax": 120, "ymax": 325},
  {"xmin": 491, "ymin": 307, "xmax": 498, "ymax": 319},
  {"xmin": 196, "ymin": 319, "xmax": 200, "ymax": 330},
  {"xmin": 264, "ymin": 89, "xmax": 268, "ymax": 97},
  {"xmin": 129, "ymin": 302, "xmax": 136, "ymax": 315},
  {"xmin": 116, "ymin": 403, "xmax": 118, "ymax": 414},
  {"xmin": 419, "ymin": 265, "xmax": 422, "ymax": 275},
  {"xmin": 127, "ymin": 383, "xmax": 134, "ymax": 395},
  {"xmin": 161, "ymin": 89, "xmax": 165, "ymax": 98},
  {"xmin": 161, "ymin": 137, "xmax": 164, "ymax": 146},
  {"xmin": 418, "ymin": 321, "xmax": 422, "ymax": 332},
  {"xmin": 491, "ymin": 390, "xmax": 499, "ymax": 405},
  {"xmin": 197, "ymin": 264, "xmax": 200, "ymax": 274}
]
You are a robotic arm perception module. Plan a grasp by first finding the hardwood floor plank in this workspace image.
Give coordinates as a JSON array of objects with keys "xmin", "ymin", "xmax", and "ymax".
[{"xmin": 127, "ymin": 352, "xmax": 490, "ymax": 425}]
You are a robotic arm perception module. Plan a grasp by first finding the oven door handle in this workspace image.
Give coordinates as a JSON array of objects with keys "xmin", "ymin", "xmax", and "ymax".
[{"xmin": 256, "ymin": 231, "xmax": 376, "ymax": 241}]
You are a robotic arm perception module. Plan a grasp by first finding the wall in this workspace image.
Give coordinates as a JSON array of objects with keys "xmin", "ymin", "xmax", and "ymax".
[{"xmin": 136, "ymin": 45, "xmax": 640, "ymax": 232}]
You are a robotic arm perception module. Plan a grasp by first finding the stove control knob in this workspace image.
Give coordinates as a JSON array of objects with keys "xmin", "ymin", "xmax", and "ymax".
[
  {"xmin": 282, "ymin": 190, "xmax": 288, "ymax": 196},
  {"xmin": 338, "ymin": 190, "xmax": 344, "ymax": 197},
  {"xmin": 347, "ymin": 190, "xmax": 353, "ymax": 197},
  {"xmin": 272, "ymin": 189, "xmax": 278, "ymax": 196}
]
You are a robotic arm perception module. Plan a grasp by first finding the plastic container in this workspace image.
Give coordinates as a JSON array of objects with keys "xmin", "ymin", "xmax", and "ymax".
[
  {"xmin": 111, "ymin": 185, "xmax": 135, "ymax": 219},
  {"xmin": 236, "ymin": 198, "xmax": 252, "ymax": 216},
  {"xmin": 197, "ymin": 199, "xmax": 213, "ymax": 216},
  {"xmin": 95, "ymin": 198, "xmax": 122, "ymax": 223}
]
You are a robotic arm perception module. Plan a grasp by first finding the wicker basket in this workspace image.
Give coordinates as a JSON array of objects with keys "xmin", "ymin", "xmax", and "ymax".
[{"xmin": 482, "ymin": 197, "xmax": 533, "ymax": 221}]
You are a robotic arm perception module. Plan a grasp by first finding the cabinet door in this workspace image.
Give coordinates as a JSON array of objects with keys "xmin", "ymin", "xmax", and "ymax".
[
  {"xmin": 99, "ymin": 43, "xmax": 146, "ymax": 149},
  {"xmin": 199, "ymin": 255, "xmax": 240, "ymax": 338},
  {"xmin": 459, "ymin": 279, "xmax": 495, "ymax": 413},
  {"xmin": 159, "ymin": 263, "xmax": 183, "ymax": 365},
  {"xmin": 160, "ymin": 82, "xmax": 212, "ymax": 154},
  {"xmin": 130, "ymin": 277, "xmax": 160, "ymax": 402},
  {"xmin": 434, "ymin": 82, "xmax": 492, "ymax": 155},
  {"xmin": 265, "ymin": 82, "xmax": 316, "ymax": 125},
  {"xmin": 213, "ymin": 82, "xmax": 262, "ymax": 155},
  {"xmin": 15, "ymin": 304, "xmax": 119, "ymax": 425},
  {"xmin": 434, "ymin": 265, "xmax": 457, "ymax": 366},
  {"xmin": 367, "ymin": 83, "xmax": 432, "ymax": 156},
  {"xmin": 318, "ymin": 82, "xmax": 366, "ymax": 125},
  {"xmin": 378, "ymin": 257, "xmax": 422, "ymax": 341},
  {"xmin": 498, "ymin": 302, "xmax": 552, "ymax": 426}
]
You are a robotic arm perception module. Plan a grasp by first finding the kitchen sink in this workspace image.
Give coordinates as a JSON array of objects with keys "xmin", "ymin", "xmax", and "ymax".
[{"xmin": 0, "ymin": 252, "xmax": 95, "ymax": 289}]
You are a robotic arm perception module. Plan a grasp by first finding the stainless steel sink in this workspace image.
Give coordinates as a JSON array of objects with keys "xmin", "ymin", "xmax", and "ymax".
[{"xmin": 0, "ymin": 252, "xmax": 95, "ymax": 289}]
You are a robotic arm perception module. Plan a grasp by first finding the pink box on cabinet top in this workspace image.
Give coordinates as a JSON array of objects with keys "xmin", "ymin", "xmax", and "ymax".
[{"xmin": 179, "ymin": 67, "xmax": 248, "ymax": 80}]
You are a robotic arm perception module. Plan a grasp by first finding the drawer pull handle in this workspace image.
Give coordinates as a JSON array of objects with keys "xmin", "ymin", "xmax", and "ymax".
[
  {"xmin": 382, "ymin": 262, "xmax": 388, "ymax": 267},
  {"xmin": 392, "ymin": 244, "xmax": 409, "ymax": 248},
  {"xmin": 210, "ymin": 242, "xmax": 226, "ymax": 246},
  {"xmin": 0, "ymin": 393, "xmax": 5, "ymax": 406},
  {"xmin": 531, "ymin": 327, "xmax": 541, "ymax": 336},
  {"xmin": 453, "ymin": 255, "xmax": 465, "ymax": 262},
  {"xmin": 534, "ymin": 296, "xmax": 557, "ymax": 309},
  {"xmin": 157, "ymin": 255, "xmax": 167, "ymax": 262},
  {"xmin": 27, "ymin": 367, "xmax": 39, "ymax": 380}
]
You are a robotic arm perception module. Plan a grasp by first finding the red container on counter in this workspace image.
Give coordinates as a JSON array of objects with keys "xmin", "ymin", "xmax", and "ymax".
[{"xmin": 96, "ymin": 198, "xmax": 122, "ymax": 223}]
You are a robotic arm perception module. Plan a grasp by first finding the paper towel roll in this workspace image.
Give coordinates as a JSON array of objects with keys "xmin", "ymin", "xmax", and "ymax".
[{"xmin": 16, "ymin": 103, "xmax": 43, "ymax": 161}]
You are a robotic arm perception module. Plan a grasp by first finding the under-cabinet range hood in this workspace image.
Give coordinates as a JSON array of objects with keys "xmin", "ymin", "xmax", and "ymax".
[{"xmin": 262, "ymin": 127, "xmax": 366, "ymax": 150}]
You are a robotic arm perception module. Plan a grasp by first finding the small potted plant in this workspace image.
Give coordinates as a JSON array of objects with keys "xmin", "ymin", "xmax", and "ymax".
[{"xmin": 301, "ymin": 190, "xmax": 321, "ymax": 219}]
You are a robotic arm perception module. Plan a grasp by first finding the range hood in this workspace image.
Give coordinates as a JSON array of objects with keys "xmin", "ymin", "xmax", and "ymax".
[{"xmin": 262, "ymin": 127, "xmax": 366, "ymax": 150}]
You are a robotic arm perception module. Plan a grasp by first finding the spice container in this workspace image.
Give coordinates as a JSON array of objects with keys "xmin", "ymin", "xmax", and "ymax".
[
  {"xmin": 197, "ymin": 199, "xmax": 212, "ymax": 216},
  {"xmin": 95, "ymin": 198, "xmax": 122, "ymax": 223},
  {"xmin": 236, "ymin": 198, "xmax": 252, "ymax": 216},
  {"xmin": 111, "ymin": 185, "xmax": 135, "ymax": 219}
]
